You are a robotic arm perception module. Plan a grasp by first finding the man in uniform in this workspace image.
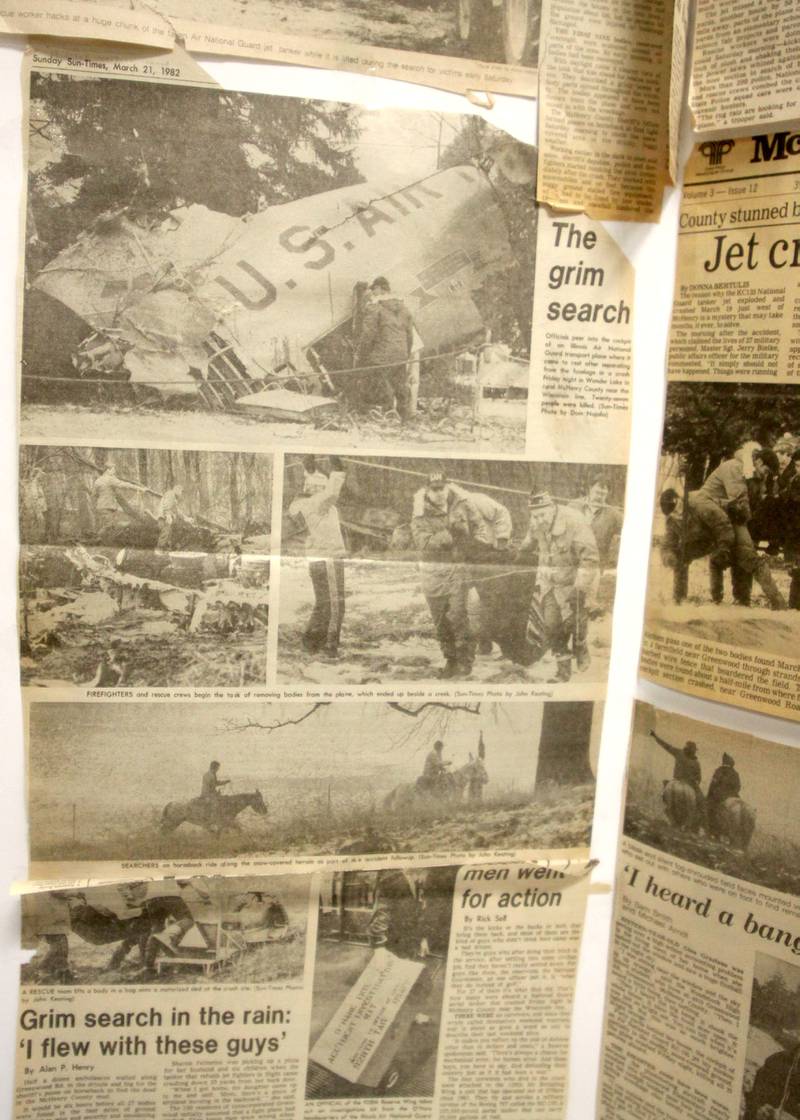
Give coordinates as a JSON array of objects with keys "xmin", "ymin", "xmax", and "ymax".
[
  {"xmin": 156, "ymin": 482, "xmax": 183, "ymax": 552},
  {"xmin": 691, "ymin": 449, "xmax": 786, "ymax": 609},
  {"xmin": 91, "ymin": 462, "xmax": 145, "ymax": 540},
  {"xmin": 706, "ymin": 752, "xmax": 742, "ymax": 839},
  {"xmin": 355, "ymin": 276, "xmax": 415, "ymax": 420},
  {"xmin": 288, "ymin": 455, "xmax": 347, "ymax": 658},
  {"xmin": 411, "ymin": 472, "xmax": 475, "ymax": 679},
  {"xmin": 418, "ymin": 740, "xmax": 451, "ymax": 795},
  {"xmin": 658, "ymin": 487, "xmax": 715, "ymax": 604},
  {"xmin": 524, "ymin": 491, "xmax": 600, "ymax": 682},
  {"xmin": 367, "ymin": 868, "xmax": 421, "ymax": 960}
]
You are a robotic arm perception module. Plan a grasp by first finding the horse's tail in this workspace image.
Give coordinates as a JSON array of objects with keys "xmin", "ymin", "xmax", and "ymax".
[{"xmin": 725, "ymin": 798, "xmax": 755, "ymax": 849}]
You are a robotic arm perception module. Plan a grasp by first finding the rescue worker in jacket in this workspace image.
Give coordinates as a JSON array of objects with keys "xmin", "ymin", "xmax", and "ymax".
[
  {"xmin": 745, "ymin": 1038, "xmax": 800, "ymax": 1120},
  {"xmin": 523, "ymin": 491, "xmax": 599, "ymax": 683},
  {"xmin": 356, "ymin": 276, "xmax": 415, "ymax": 420},
  {"xmin": 658, "ymin": 487, "xmax": 715, "ymax": 604},
  {"xmin": 691, "ymin": 449, "xmax": 786, "ymax": 609},
  {"xmin": 91, "ymin": 462, "xmax": 146, "ymax": 540},
  {"xmin": 156, "ymin": 482, "xmax": 183, "ymax": 552},
  {"xmin": 706, "ymin": 752, "xmax": 742, "ymax": 839},
  {"xmin": 411, "ymin": 472, "xmax": 475, "ymax": 679},
  {"xmin": 126, "ymin": 881, "xmax": 195, "ymax": 980},
  {"xmin": 288, "ymin": 455, "xmax": 347, "ymax": 658},
  {"xmin": 571, "ymin": 476, "xmax": 623, "ymax": 575},
  {"xmin": 418, "ymin": 740, "xmax": 451, "ymax": 795},
  {"xmin": 445, "ymin": 484, "xmax": 513, "ymax": 656}
]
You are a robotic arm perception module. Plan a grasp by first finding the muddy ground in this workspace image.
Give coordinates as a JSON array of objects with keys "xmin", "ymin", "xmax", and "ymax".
[
  {"xmin": 278, "ymin": 557, "xmax": 612, "ymax": 685},
  {"xmin": 646, "ymin": 545, "xmax": 800, "ymax": 663},
  {"xmin": 21, "ymin": 402, "xmax": 526, "ymax": 455},
  {"xmin": 156, "ymin": 0, "xmax": 505, "ymax": 63}
]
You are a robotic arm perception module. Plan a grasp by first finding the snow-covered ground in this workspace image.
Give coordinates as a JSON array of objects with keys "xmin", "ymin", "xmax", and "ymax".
[{"xmin": 278, "ymin": 556, "xmax": 612, "ymax": 685}]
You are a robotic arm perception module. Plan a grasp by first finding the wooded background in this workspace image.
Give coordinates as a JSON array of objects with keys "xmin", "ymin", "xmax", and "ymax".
[{"xmin": 20, "ymin": 445, "xmax": 273, "ymax": 541}]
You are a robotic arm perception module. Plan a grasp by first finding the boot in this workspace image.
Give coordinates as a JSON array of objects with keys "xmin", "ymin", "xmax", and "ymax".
[
  {"xmin": 709, "ymin": 563, "xmax": 724, "ymax": 605},
  {"xmin": 549, "ymin": 656, "xmax": 572, "ymax": 683},
  {"xmin": 754, "ymin": 558, "xmax": 787, "ymax": 610},
  {"xmin": 575, "ymin": 644, "xmax": 592, "ymax": 673},
  {"xmin": 438, "ymin": 659, "xmax": 459, "ymax": 680},
  {"xmin": 731, "ymin": 566, "xmax": 752, "ymax": 606}
]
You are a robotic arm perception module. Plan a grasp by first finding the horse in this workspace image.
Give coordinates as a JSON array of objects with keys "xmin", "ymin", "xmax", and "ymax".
[
  {"xmin": 714, "ymin": 797, "xmax": 756, "ymax": 851},
  {"xmin": 662, "ymin": 779, "xmax": 701, "ymax": 831},
  {"xmin": 383, "ymin": 758, "xmax": 485, "ymax": 812},
  {"xmin": 160, "ymin": 790, "xmax": 268, "ymax": 835}
]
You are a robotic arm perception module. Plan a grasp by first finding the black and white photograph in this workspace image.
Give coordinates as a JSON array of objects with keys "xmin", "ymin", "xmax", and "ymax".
[
  {"xmin": 24, "ymin": 73, "xmax": 537, "ymax": 453},
  {"xmin": 28, "ymin": 699, "xmax": 600, "ymax": 865},
  {"xmin": 741, "ymin": 954, "xmax": 800, "ymax": 1120},
  {"xmin": 624, "ymin": 703, "xmax": 800, "ymax": 897},
  {"xmin": 19, "ymin": 445, "xmax": 271, "ymax": 688},
  {"xmin": 278, "ymin": 453, "xmax": 624, "ymax": 684},
  {"xmin": 306, "ymin": 864, "xmax": 456, "ymax": 1099},
  {"xmin": 647, "ymin": 382, "xmax": 800, "ymax": 663},
  {"xmin": 151, "ymin": 0, "xmax": 541, "ymax": 71},
  {"xmin": 20, "ymin": 874, "xmax": 309, "ymax": 985}
]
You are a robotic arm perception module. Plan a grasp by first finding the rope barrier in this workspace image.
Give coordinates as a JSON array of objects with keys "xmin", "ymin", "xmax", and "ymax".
[{"xmin": 20, "ymin": 341, "xmax": 530, "ymax": 387}]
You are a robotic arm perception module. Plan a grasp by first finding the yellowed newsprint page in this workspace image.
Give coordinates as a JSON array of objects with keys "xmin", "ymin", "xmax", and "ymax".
[
  {"xmin": 19, "ymin": 40, "xmax": 633, "ymax": 886},
  {"xmin": 12, "ymin": 865, "xmax": 591, "ymax": 1120},
  {"xmin": 0, "ymin": 1, "xmax": 173, "ymax": 47},
  {"xmin": 640, "ymin": 130, "xmax": 800, "ymax": 722},
  {"xmin": 536, "ymin": 0, "xmax": 674, "ymax": 221},
  {"xmin": 1, "ymin": 0, "xmax": 540, "ymax": 97},
  {"xmin": 690, "ymin": 0, "xmax": 800, "ymax": 134},
  {"xmin": 597, "ymin": 700, "xmax": 800, "ymax": 1120}
]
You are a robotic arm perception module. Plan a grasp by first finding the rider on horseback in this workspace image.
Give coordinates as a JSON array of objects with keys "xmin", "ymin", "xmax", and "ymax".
[
  {"xmin": 650, "ymin": 730, "xmax": 706, "ymax": 826},
  {"xmin": 706, "ymin": 753, "xmax": 742, "ymax": 839},
  {"xmin": 201, "ymin": 761, "xmax": 230, "ymax": 830},
  {"xmin": 418, "ymin": 740, "xmax": 451, "ymax": 796}
]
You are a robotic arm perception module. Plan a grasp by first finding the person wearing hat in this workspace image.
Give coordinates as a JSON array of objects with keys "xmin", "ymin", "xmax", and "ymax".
[
  {"xmin": 418, "ymin": 739, "xmax": 451, "ymax": 795},
  {"xmin": 692, "ymin": 448, "xmax": 786, "ymax": 609},
  {"xmin": 288, "ymin": 455, "xmax": 347, "ymax": 657},
  {"xmin": 649, "ymin": 729, "xmax": 703, "ymax": 791},
  {"xmin": 524, "ymin": 490, "xmax": 599, "ymax": 683},
  {"xmin": 411, "ymin": 471, "xmax": 476, "ymax": 679},
  {"xmin": 354, "ymin": 276, "xmax": 415, "ymax": 420},
  {"xmin": 706, "ymin": 752, "xmax": 742, "ymax": 839}
]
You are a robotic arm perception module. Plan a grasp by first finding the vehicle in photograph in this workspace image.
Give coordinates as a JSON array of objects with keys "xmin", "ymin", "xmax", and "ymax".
[{"xmin": 456, "ymin": 0, "xmax": 541, "ymax": 67}]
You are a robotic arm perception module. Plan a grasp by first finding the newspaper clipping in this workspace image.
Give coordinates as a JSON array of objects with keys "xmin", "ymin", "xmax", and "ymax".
[
  {"xmin": 11, "ymin": 38, "xmax": 633, "ymax": 1120},
  {"xmin": 598, "ymin": 700, "xmax": 800, "ymax": 1120},
  {"xmin": 690, "ymin": 0, "xmax": 800, "ymax": 133},
  {"xmin": 14, "ymin": 864, "xmax": 591, "ymax": 1119},
  {"xmin": 640, "ymin": 130, "xmax": 800, "ymax": 721},
  {"xmin": 0, "ymin": 0, "xmax": 540, "ymax": 96}
]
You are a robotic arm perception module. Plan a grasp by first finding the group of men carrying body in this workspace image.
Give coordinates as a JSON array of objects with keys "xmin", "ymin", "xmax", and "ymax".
[
  {"xmin": 661, "ymin": 439, "xmax": 800, "ymax": 609},
  {"xmin": 289, "ymin": 458, "xmax": 621, "ymax": 682},
  {"xmin": 649, "ymin": 729, "xmax": 743, "ymax": 839}
]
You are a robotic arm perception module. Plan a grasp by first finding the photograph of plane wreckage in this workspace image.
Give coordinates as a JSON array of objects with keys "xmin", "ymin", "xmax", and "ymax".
[
  {"xmin": 22, "ymin": 76, "xmax": 537, "ymax": 451},
  {"xmin": 19, "ymin": 444, "xmax": 272, "ymax": 688}
]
